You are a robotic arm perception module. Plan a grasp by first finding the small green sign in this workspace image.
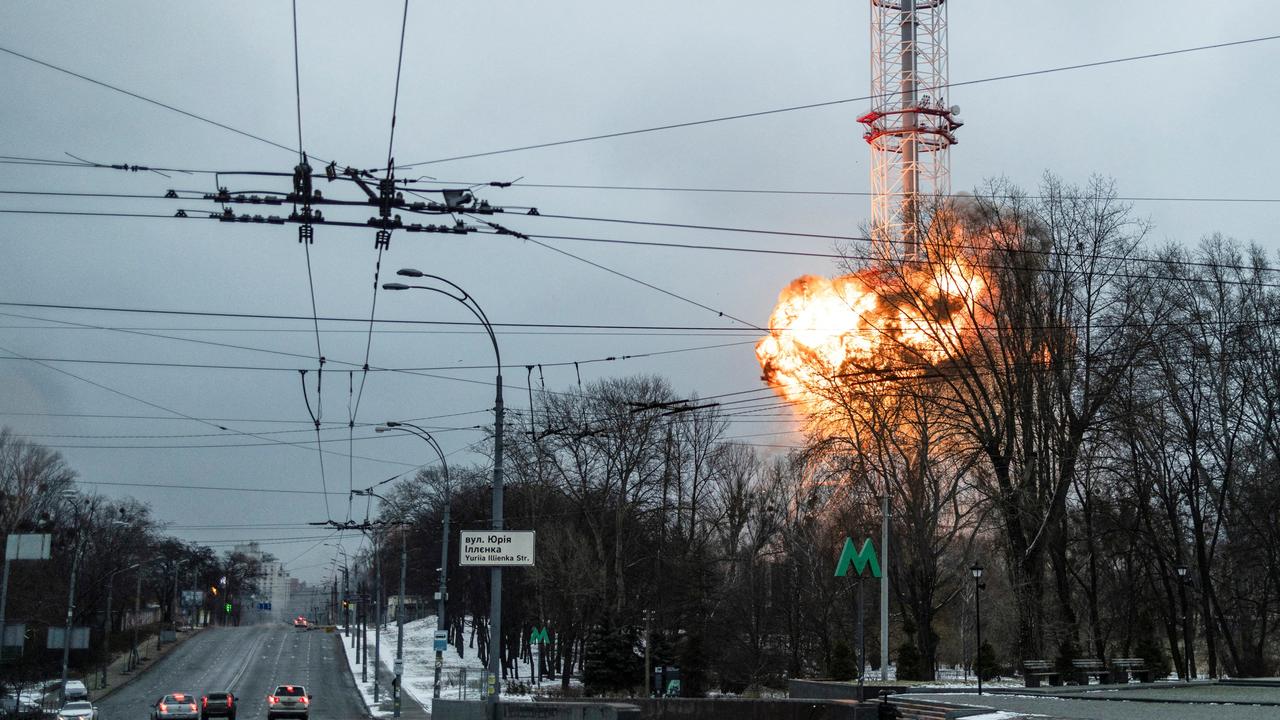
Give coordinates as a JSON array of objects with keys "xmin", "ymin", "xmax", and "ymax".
[
  {"xmin": 834, "ymin": 538, "xmax": 881, "ymax": 578},
  {"xmin": 530, "ymin": 626, "xmax": 550, "ymax": 644},
  {"xmin": 224, "ymin": 602, "xmax": 232, "ymax": 614}
]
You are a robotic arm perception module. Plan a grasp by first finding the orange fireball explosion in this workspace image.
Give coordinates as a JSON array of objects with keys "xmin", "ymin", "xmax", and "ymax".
[{"xmin": 755, "ymin": 257, "xmax": 987, "ymax": 422}]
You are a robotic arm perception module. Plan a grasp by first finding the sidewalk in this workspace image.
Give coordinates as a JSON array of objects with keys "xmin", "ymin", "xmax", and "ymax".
[
  {"xmin": 339, "ymin": 625, "xmax": 431, "ymax": 719},
  {"xmin": 87, "ymin": 626, "xmax": 206, "ymax": 702}
]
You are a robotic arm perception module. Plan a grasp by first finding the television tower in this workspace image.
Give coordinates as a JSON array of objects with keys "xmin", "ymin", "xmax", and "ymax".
[{"xmin": 859, "ymin": 0, "xmax": 962, "ymax": 258}]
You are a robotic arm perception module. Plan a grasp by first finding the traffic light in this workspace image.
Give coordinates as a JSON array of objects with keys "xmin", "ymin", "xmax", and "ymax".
[
  {"xmin": 211, "ymin": 586, "xmax": 218, "ymax": 596},
  {"xmin": 224, "ymin": 602, "xmax": 232, "ymax": 614}
]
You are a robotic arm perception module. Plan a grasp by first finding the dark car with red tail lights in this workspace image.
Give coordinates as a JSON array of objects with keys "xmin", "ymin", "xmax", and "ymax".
[{"xmin": 200, "ymin": 692, "xmax": 237, "ymax": 720}]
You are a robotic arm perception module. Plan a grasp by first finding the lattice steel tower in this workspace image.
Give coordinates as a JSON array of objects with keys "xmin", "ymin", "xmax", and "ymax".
[{"xmin": 859, "ymin": 0, "xmax": 962, "ymax": 258}]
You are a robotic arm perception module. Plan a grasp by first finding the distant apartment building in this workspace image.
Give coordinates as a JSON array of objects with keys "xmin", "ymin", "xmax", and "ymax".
[{"xmin": 233, "ymin": 541, "xmax": 291, "ymax": 624}]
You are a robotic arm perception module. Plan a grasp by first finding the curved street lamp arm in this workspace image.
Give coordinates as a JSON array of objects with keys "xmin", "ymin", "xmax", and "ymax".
[
  {"xmin": 384, "ymin": 422, "xmax": 451, "ymax": 486},
  {"xmin": 393, "ymin": 279, "xmax": 501, "ymax": 369}
]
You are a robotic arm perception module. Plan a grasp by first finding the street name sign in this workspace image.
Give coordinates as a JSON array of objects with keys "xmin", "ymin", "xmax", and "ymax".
[
  {"xmin": 433, "ymin": 629, "xmax": 448, "ymax": 652},
  {"xmin": 458, "ymin": 531, "xmax": 535, "ymax": 566}
]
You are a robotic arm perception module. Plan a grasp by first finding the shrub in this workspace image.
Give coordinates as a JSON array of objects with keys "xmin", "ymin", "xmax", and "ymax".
[
  {"xmin": 1133, "ymin": 636, "xmax": 1172, "ymax": 679},
  {"xmin": 896, "ymin": 642, "xmax": 925, "ymax": 680},
  {"xmin": 829, "ymin": 641, "xmax": 856, "ymax": 681},
  {"xmin": 975, "ymin": 641, "xmax": 999, "ymax": 681}
]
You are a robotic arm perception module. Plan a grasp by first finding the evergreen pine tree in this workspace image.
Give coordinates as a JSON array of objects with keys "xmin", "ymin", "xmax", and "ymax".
[
  {"xmin": 896, "ymin": 642, "xmax": 924, "ymax": 680},
  {"xmin": 975, "ymin": 641, "xmax": 999, "ymax": 681}
]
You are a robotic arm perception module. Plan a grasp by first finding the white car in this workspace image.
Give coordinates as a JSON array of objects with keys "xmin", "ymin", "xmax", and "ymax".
[
  {"xmin": 56, "ymin": 701, "xmax": 98, "ymax": 720},
  {"xmin": 61, "ymin": 681, "xmax": 88, "ymax": 702},
  {"xmin": 0, "ymin": 695, "xmax": 40, "ymax": 717}
]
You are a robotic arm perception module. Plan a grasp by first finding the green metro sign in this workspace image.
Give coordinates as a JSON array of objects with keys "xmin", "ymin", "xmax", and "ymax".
[
  {"xmin": 834, "ymin": 538, "xmax": 882, "ymax": 578},
  {"xmin": 530, "ymin": 626, "xmax": 550, "ymax": 644}
]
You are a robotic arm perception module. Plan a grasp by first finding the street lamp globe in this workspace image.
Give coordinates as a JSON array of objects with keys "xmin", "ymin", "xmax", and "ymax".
[
  {"xmin": 970, "ymin": 563, "xmax": 984, "ymax": 580},
  {"xmin": 396, "ymin": 268, "xmax": 424, "ymax": 278},
  {"xmin": 1176, "ymin": 564, "xmax": 1188, "ymax": 579}
]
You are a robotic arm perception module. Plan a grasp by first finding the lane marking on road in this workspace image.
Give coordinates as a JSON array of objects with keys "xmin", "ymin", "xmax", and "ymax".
[{"xmin": 227, "ymin": 627, "xmax": 271, "ymax": 691}]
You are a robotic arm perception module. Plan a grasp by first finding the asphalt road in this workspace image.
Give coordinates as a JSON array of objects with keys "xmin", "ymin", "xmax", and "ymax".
[{"xmin": 96, "ymin": 625, "xmax": 367, "ymax": 720}]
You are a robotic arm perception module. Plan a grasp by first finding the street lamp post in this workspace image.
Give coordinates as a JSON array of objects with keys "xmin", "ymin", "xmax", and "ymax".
[
  {"xmin": 374, "ymin": 421, "xmax": 452, "ymax": 704},
  {"xmin": 328, "ymin": 544, "xmax": 352, "ymax": 640},
  {"xmin": 384, "ymin": 270, "xmax": 504, "ymax": 708},
  {"xmin": 58, "ymin": 492, "xmax": 95, "ymax": 704},
  {"xmin": 100, "ymin": 561, "xmax": 146, "ymax": 686},
  {"xmin": 128, "ymin": 568, "xmax": 144, "ymax": 672},
  {"xmin": 1176, "ymin": 564, "xmax": 1192, "ymax": 682},
  {"xmin": 353, "ymin": 485, "xmax": 419, "ymax": 719},
  {"xmin": 970, "ymin": 563, "xmax": 985, "ymax": 696}
]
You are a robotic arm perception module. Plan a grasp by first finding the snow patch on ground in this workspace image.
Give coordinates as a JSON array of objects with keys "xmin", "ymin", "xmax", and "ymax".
[{"xmin": 341, "ymin": 616, "xmax": 555, "ymax": 716}]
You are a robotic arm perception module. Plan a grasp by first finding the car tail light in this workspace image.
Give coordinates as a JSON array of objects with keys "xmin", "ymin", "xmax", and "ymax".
[
  {"xmin": 159, "ymin": 703, "xmax": 168, "ymax": 713},
  {"xmin": 268, "ymin": 696, "xmax": 278, "ymax": 705},
  {"xmin": 300, "ymin": 696, "xmax": 309, "ymax": 706},
  {"xmin": 227, "ymin": 696, "xmax": 233, "ymax": 708},
  {"xmin": 202, "ymin": 698, "xmax": 208, "ymax": 709},
  {"xmin": 188, "ymin": 704, "xmax": 197, "ymax": 713}
]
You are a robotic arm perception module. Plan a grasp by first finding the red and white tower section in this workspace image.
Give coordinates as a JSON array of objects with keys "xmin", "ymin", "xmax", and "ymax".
[{"xmin": 860, "ymin": 0, "xmax": 962, "ymax": 258}]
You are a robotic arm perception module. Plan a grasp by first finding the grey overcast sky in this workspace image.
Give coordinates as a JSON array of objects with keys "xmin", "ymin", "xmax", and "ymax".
[{"xmin": 2, "ymin": 1, "xmax": 1278, "ymax": 584}]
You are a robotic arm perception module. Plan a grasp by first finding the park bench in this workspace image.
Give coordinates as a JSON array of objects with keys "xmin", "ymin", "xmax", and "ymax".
[
  {"xmin": 1022, "ymin": 659, "xmax": 1061, "ymax": 688},
  {"xmin": 1071, "ymin": 658, "xmax": 1110, "ymax": 685},
  {"xmin": 1110, "ymin": 657, "xmax": 1152, "ymax": 683}
]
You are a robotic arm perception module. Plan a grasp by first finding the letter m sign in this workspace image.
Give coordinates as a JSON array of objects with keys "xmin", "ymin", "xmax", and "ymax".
[
  {"xmin": 530, "ymin": 626, "xmax": 550, "ymax": 644},
  {"xmin": 834, "ymin": 538, "xmax": 881, "ymax": 578}
]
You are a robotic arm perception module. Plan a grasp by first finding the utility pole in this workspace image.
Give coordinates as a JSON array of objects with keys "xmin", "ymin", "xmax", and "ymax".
[
  {"xmin": 435, "ymin": 491, "xmax": 450, "ymax": 699},
  {"xmin": 128, "ymin": 569, "xmax": 142, "ymax": 671},
  {"xmin": 59, "ymin": 537, "xmax": 84, "ymax": 702},
  {"xmin": 880, "ymin": 492, "xmax": 890, "ymax": 681},
  {"xmin": 360, "ymin": 578, "xmax": 368, "ymax": 680},
  {"xmin": 643, "ymin": 609, "xmax": 653, "ymax": 696},
  {"xmin": 374, "ymin": 533, "xmax": 381, "ymax": 704},
  {"xmin": 382, "ymin": 271, "xmax": 503, "ymax": 709},
  {"xmin": 59, "ymin": 495, "xmax": 93, "ymax": 704},
  {"xmin": 396, "ymin": 526, "xmax": 407, "ymax": 717},
  {"xmin": 372, "ymin": 420, "xmax": 451, "ymax": 707}
]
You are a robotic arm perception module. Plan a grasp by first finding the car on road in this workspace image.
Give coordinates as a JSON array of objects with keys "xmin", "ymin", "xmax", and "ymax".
[
  {"xmin": 0, "ymin": 693, "xmax": 41, "ymax": 718},
  {"xmin": 292, "ymin": 616, "xmax": 307, "ymax": 629},
  {"xmin": 61, "ymin": 681, "xmax": 89, "ymax": 702},
  {"xmin": 55, "ymin": 701, "xmax": 98, "ymax": 720},
  {"xmin": 266, "ymin": 685, "xmax": 310, "ymax": 720},
  {"xmin": 151, "ymin": 693, "xmax": 199, "ymax": 720},
  {"xmin": 199, "ymin": 691, "xmax": 237, "ymax": 720}
]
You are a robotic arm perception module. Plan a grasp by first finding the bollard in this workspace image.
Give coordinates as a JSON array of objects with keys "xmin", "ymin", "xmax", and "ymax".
[{"xmin": 877, "ymin": 689, "xmax": 895, "ymax": 720}]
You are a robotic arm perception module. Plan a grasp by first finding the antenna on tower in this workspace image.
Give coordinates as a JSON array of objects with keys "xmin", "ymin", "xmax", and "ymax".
[{"xmin": 859, "ymin": 0, "xmax": 962, "ymax": 260}]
